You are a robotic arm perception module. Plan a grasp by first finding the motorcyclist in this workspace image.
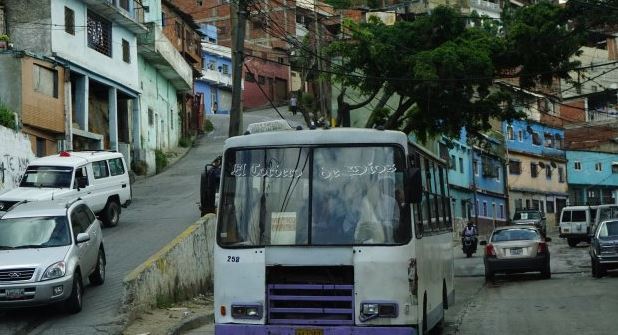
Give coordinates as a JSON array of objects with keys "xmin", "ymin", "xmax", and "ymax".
[{"xmin": 461, "ymin": 221, "xmax": 479, "ymax": 252}]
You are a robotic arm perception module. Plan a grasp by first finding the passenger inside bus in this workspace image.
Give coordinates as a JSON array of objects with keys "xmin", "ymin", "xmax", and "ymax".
[{"xmin": 355, "ymin": 174, "xmax": 400, "ymax": 244}]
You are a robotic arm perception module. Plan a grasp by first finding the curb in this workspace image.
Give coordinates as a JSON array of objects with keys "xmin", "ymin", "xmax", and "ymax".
[{"xmin": 167, "ymin": 313, "xmax": 214, "ymax": 335}]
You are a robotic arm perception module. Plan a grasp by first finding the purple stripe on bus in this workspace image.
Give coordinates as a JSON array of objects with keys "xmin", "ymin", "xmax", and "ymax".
[
  {"xmin": 268, "ymin": 284, "xmax": 355, "ymax": 290},
  {"xmin": 270, "ymin": 307, "xmax": 353, "ymax": 314},
  {"xmin": 215, "ymin": 324, "xmax": 417, "ymax": 335},
  {"xmin": 269, "ymin": 295, "xmax": 353, "ymax": 301}
]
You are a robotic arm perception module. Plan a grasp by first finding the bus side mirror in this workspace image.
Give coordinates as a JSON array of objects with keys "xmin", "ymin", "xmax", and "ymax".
[{"xmin": 406, "ymin": 167, "xmax": 422, "ymax": 203}]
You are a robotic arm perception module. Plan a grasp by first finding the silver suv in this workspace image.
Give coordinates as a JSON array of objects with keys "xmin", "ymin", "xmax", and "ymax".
[
  {"xmin": 512, "ymin": 209, "xmax": 547, "ymax": 236},
  {"xmin": 0, "ymin": 199, "xmax": 105, "ymax": 313}
]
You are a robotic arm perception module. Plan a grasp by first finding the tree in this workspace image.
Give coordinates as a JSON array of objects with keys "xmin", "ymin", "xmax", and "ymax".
[{"xmin": 326, "ymin": 4, "xmax": 593, "ymax": 140}]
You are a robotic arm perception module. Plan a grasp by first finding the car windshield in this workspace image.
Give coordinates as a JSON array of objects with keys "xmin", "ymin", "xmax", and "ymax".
[
  {"xmin": 0, "ymin": 216, "xmax": 71, "ymax": 248},
  {"xmin": 218, "ymin": 145, "xmax": 409, "ymax": 247},
  {"xmin": 513, "ymin": 211, "xmax": 541, "ymax": 220},
  {"xmin": 19, "ymin": 166, "xmax": 73, "ymax": 188},
  {"xmin": 598, "ymin": 221, "xmax": 618, "ymax": 238},
  {"xmin": 491, "ymin": 228, "xmax": 540, "ymax": 242}
]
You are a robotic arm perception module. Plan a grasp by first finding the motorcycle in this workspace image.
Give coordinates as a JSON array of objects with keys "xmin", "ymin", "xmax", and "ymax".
[{"xmin": 462, "ymin": 235, "xmax": 477, "ymax": 258}]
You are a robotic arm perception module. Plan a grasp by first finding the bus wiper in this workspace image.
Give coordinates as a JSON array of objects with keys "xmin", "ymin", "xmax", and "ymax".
[{"xmin": 0, "ymin": 245, "xmax": 16, "ymax": 250}]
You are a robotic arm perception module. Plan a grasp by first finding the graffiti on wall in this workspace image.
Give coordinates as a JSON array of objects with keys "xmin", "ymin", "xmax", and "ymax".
[{"xmin": 0, "ymin": 126, "xmax": 35, "ymax": 192}]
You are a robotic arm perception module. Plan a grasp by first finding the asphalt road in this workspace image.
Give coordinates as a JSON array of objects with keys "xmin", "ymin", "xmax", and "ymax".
[
  {"xmin": 0, "ymin": 108, "xmax": 303, "ymax": 335},
  {"xmin": 186, "ymin": 231, "xmax": 617, "ymax": 335}
]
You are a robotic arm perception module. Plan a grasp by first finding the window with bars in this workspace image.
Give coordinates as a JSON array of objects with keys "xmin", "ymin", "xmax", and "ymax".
[
  {"xmin": 87, "ymin": 11, "xmax": 112, "ymax": 57},
  {"xmin": 122, "ymin": 39, "xmax": 130, "ymax": 63},
  {"xmin": 65, "ymin": 7, "xmax": 75, "ymax": 35},
  {"xmin": 530, "ymin": 162, "xmax": 538, "ymax": 178},
  {"xmin": 558, "ymin": 167, "xmax": 565, "ymax": 183},
  {"xmin": 509, "ymin": 160, "xmax": 521, "ymax": 175}
]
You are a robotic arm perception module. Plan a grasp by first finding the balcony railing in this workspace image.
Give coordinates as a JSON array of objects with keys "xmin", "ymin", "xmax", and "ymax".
[
  {"xmin": 82, "ymin": 0, "xmax": 147, "ymax": 33},
  {"xmin": 469, "ymin": 0, "xmax": 501, "ymax": 13},
  {"xmin": 201, "ymin": 68, "xmax": 232, "ymax": 87}
]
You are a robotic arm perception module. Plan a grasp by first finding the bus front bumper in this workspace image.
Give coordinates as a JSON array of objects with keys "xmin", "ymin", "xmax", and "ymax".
[{"xmin": 215, "ymin": 324, "xmax": 417, "ymax": 335}]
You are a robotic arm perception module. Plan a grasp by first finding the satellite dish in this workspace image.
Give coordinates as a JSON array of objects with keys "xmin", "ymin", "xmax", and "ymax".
[
  {"xmin": 538, "ymin": 162, "xmax": 546, "ymax": 169},
  {"xmin": 550, "ymin": 161, "xmax": 557, "ymax": 168}
]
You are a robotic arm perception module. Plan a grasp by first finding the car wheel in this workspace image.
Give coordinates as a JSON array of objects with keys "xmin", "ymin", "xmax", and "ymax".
[
  {"xmin": 541, "ymin": 263, "xmax": 551, "ymax": 279},
  {"xmin": 592, "ymin": 257, "xmax": 601, "ymax": 278},
  {"xmin": 65, "ymin": 273, "xmax": 83, "ymax": 314},
  {"xmin": 567, "ymin": 238, "xmax": 579, "ymax": 247},
  {"xmin": 484, "ymin": 266, "xmax": 494, "ymax": 281},
  {"xmin": 89, "ymin": 247, "xmax": 106, "ymax": 286},
  {"xmin": 102, "ymin": 200, "xmax": 120, "ymax": 227}
]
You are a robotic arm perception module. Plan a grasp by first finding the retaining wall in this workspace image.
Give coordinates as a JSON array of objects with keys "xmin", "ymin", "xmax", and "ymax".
[{"xmin": 122, "ymin": 214, "xmax": 217, "ymax": 320}]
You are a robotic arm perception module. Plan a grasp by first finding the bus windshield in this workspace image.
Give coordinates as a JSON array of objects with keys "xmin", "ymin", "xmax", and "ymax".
[{"xmin": 218, "ymin": 145, "xmax": 409, "ymax": 247}]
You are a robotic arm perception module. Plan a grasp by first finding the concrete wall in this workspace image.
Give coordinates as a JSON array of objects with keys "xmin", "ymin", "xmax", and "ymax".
[
  {"xmin": 0, "ymin": 54, "xmax": 22, "ymax": 115},
  {"xmin": 0, "ymin": 125, "xmax": 35, "ymax": 192},
  {"xmin": 50, "ymin": 0, "xmax": 140, "ymax": 92},
  {"xmin": 566, "ymin": 150, "xmax": 618, "ymax": 186},
  {"xmin": 122, "ymin": 214, "xmax": 216, "ymax": 320},
  {"xmin": 4, "ymin": 0, "xmax": 52, "ymax": 54},
  {"xmin": 507, "ymin": 151, "xmax": 568, "ymax": 195}
]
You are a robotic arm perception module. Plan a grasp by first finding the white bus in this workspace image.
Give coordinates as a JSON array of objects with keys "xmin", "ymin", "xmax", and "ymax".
[{"xmin": 214, "ymin": 122, "xmax": 454, "ymax": 335}]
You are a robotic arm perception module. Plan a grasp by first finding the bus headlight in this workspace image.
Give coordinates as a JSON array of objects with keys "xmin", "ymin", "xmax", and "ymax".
[
  {"xmin": 231, "ymin": 304, "xmax": 262, "ymax": 319},
  {"xmin": 360, "ymin": 302, "xmax": 398, "ymax": 321}
]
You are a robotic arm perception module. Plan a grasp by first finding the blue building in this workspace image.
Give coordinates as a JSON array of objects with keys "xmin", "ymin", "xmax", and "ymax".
[
  {"xmin": 470, "ymin": 134, "xmax": 508, "ymax": 234},
  {"xmin": 566, "ymin": 150, "xmax": 618, "ymax": 205},
  {"xmin": 446, "ymin": 130, "xmax": 508, "ymax": 234},
  {"xmin": 503, "ymin": 119, "xmax": 568, "ymax": 226},
  {"xmin": 446, "ymin": 131, "xmax": 474, "ymax": 231},
  {"xmin": 195, "ymin": 27, "xmax": 233, "ymax": 115}
]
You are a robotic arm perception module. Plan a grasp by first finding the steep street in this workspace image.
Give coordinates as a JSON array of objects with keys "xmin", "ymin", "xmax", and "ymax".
[{"xmin": 0, "ymin": 108, "xmax": 304, "ymax": 335}]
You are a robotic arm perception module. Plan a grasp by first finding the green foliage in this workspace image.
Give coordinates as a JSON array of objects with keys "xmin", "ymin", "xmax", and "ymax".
[
  {"xmin": 203, "ymin": 119, "xmax": 214, "ymax": 133},
  {"xmin": 300, "ymin": 92, "xmax": 316, "ymax": 112},
  {"xmin": 0, "ymin": 34, "xmax": 9, "ymax": 42},
  {"xmin": 0, "ymin": 102, "xmax": 16, "ymax": 130},
  {"xmin": 326, "ymin": 4, "xmax": 588, "ymax": 140},
  {"xmin": 155, "ymin": 149, "xmax": 168, "ymax": 174},
  {"xmin": 178, "ymin": 137, "xmax": 192, "ymax": 148}
]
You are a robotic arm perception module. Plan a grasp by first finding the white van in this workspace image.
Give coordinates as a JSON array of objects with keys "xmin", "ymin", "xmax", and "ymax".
[
  {"xmin": 559, "ymin": 206, "xmax": 595, "ymax": 247},
  {"xmin": 0, "ymin": 151, "xmax": 131, "ymax": 227}
]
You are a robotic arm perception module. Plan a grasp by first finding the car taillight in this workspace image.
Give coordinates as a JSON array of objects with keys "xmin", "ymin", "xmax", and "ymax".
[
  {"xmin": 485, "ymin": 244, "xmax": 496, "ymax": 257},
  {"xmin": 537, "ymin": 242, "xmax": 547, "ymax": 255}
]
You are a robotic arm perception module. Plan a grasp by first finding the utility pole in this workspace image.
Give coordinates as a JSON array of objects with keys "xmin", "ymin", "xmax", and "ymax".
[
  {"xmin": 314, "ymin": 0, "xmax": 327, "ymax": 121},
  {"xmin": 229, "ymin": 0, "xmax": 248, "ymax": 137}
]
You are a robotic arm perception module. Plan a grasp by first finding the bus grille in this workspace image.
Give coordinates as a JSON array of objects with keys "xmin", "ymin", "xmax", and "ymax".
[{"xmin": 267, "ymin": 284, "xmax": 354, "ymax": 325}]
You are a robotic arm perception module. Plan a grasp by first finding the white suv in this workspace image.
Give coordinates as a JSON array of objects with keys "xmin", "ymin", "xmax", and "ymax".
[
  {"xmin": 0, "ymin": 199, "xmax": 105, "ymax": 313},
  {"xmin": 0, "ymin": 151, "xmax": 131, "ymax": 227}
]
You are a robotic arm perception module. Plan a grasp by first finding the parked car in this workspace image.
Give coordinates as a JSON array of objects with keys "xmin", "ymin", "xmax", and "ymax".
[
  {"xmin": 481, "ymin": 225, "xmax": 551, "ymax": 280},
  {"xmin": 0, "ymin": 151, "xmax": 131, "ymax": 227},
  {"xmin": 512, "ymin": 208, "xmax": 547, "ymax": 236},
  {"xmin": 590, "ymin": 219, "xmax": 618, "ymax": 278},
  {"xmin": 0, "ymin": 199, "xmax": 105, "ymax": 313},
  {"xmin": 559, "ymin": 206, "xmax": 595, "ymax": 247}
]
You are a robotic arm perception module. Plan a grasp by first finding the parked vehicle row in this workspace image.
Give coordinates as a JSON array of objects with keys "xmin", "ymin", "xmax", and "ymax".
[{"xmin": 0, "ymin": 151, "xmax": 133, "ymax": 313}]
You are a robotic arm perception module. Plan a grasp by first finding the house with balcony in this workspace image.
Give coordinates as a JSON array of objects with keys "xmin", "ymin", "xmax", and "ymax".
[
  {"xmin": 197, "ymin": 39, "xmax": 233, "ymax": 115},
  {"xmin": 446, "ymin": 130, "xmax": 474, "ymax": 232},
  {"xmin": 136, "ymin": 0, "xmax": 200, "ymax": 174},
  {"xmin": 503, "ymin": 119, "xmax": 568, "ymax": 226},
  {"xmin": 566, "ymin": 150, "xmax": 618, "ymax": 205},
  {"xmin": 4, "ymin": 0, "xmax": 147, "ymax": 163},
  {"xmin": 470, "ymin": 133, "xmax": 508, "ymax": 234}
]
